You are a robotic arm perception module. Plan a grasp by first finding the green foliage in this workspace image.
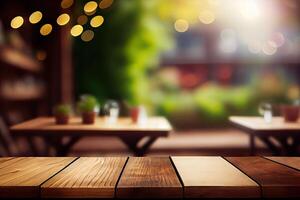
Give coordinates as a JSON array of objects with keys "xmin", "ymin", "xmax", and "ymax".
[
  {"xmin": 54, "ymin": 104, "xmax": 72, "ymax": 116},
  {"xmin": 74, "ymin": 0, "xmax": 172, "ymax": 106},
  {"xmin": 77, "ymin": 95, "xmax": 100, "ymax": 113}
]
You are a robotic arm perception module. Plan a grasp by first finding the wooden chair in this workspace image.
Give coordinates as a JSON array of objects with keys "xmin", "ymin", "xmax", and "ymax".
[{"xmin": 0, "ymin": 116, "xmax": 18, "ymax": 156}]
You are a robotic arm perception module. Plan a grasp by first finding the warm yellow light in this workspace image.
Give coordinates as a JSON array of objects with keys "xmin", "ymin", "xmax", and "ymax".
[
  {"xmin": 29, "ymin": 11, "xmax": 42, "ymax": 24},
  {"xmin": 11, "ymin": 16, "xmax": 24, "ymax": 29},
  {"xmin": 174, "ymin": 19, "xmax": 189, "ymax": 33},
  {"xmin": 199, "ymin": 11, "xmax": 215, "ymax": 24},
  {"xmin": 77, "ymin": 15, "xmax": 88, "ymax": 25},
  {"xmin": 81, "ymin": 30, "xmax": 94, "ymax": 42},
  {"xmin": 85, "ymin": 10, "xmax": 96, "ymax": 16},
  {"xmin": 84, "ymin": 1, "xmax": 98, "ymax": 13},
  {"xmin": 57, "ymin": 13, "xmax": 70, "ymax": 26},
  {"xmin": 70, "ymin": 25, "xmax": 83, "ymax": 37},
  {"xmin": 99, "ymin": 0, "xmax": 114, "ymax": 9},
  {"xmin": 90, "ymin": 15, "xmax": 104, "ymax": 28},
  {"xmin": 61, "ymin": 0, "xmax": 74, "ymax": 9},
  {"xmin": 40, "ymin": 24, "xmax": 53, "ymax": 36}
]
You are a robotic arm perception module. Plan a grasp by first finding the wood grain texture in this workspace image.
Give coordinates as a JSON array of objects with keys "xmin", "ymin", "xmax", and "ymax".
[
  {"xmin": 10, "ymin": 117, "xmax": 172, "ymax": 136},
  {"xmin": 171, "ymin": 156, "xmax": 260, "ymax": 198},
  {"xmin": 229, "ymin": 116, "xmax": 300, "ymax": 132},
  {"xmin": 226, "ymin": 157, "xmax": 300, "ymax": 198},
  {"xmin": 116, "ymin": 157, "xmax": 182, "ymax": 199},
  {"xmin": 265, "ymin": 157, "xmax": 300, "ymax": 170},
  {"xmin": 41, "ymin": 157, "xmax": 127, "ymax": 198},
  {"xmin": 0, "ymin": 157, "xmax": 75, "ymax": 198}
]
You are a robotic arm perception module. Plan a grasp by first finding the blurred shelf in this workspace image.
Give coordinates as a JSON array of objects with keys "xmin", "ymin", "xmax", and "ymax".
[
  {"xmin": 0, "ymin": 45, "xmax": 42, "ymax": 73},
  {"xmin": 0, "ymin": 89, "xmax": 44, "ymax": 101}
]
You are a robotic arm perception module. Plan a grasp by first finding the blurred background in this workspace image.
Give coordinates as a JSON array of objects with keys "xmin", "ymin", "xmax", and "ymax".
[{"xmin": 0, "ymin": 0, "xmax": 300, "ymax": 156}]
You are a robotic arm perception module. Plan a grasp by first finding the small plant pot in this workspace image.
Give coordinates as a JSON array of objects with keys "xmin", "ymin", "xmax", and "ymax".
[
  {"xmin": 281, "ymin": 105, "xmax": 300, "ymax": 122},
  {"xmin": 82, "ymin": 112, "xmax": 97, "ymax": 124},
  {"xmin": 55, "ymin": 115, "xmax": 70, "ymax": 125},
  {"xmin": 130, "ymin": 107, "xmax": 140, "ymax": 123}
]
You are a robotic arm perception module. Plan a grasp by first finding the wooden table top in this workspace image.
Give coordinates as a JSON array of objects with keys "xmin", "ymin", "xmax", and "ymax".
[
  {"xmin": 229, "ymin": 116, "xmax": 300, "ymax": 133},
  {"xmin": 1, "ymin": 156, "xmax": 300, "ymax": 198},
  {"xmin": 10, "ymin": 116, "xmax": 172, "ymax": 136}
]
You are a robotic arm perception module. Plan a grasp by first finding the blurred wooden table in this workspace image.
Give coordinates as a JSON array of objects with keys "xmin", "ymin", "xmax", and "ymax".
[
  {"xmin": 230, "ymin": 116, "xmax": 300, "ymax": 155},
  {"xmin": 1, "ymin": 156, "xmax": 300, "ymax": 198},
  {"xmin": 10, "ymin": 117, "xmax": 172, "ymax": 156}
]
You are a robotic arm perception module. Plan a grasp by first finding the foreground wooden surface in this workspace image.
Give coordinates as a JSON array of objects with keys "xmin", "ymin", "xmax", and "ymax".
[{"xmin": 0, "ymin": 156, "xmax": 300, "ymax": 198}]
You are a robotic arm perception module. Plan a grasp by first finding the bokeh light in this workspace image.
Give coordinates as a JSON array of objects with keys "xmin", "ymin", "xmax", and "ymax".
[
  {"xmin": 70, "ymin": 25, "xmax": 83, "ymax": 37},
  {"xmin": 199, "ymin": 10, "xmax": 215, "ymax": 24},
  {"xmin": 81, "ymin": 30, "xmax": 94, "ymax": 42},
  {"xmin": 90, "ymin": 15, "xmax": 104, "ymax": 28},
  {"xmin": 77, "ymin": 15, "xmax": 88, "ymax": 25},
  {"xmin": 270, "ymin": 32, "xmax": 285, "ymax": 48},
  {"xmin": 248, "ymin": 41, "xmax": 262, "ymax": 54},
  {"xmin": 36, "ymin": 50, "xmax": 47, "ymax": 61},
  {"xmin": 174, "ymin": 19, "xmax": 189, "ymax": 33},
  {"xmin": 84, "ymin": 1, "xmax": 98, "ymax": 14},
  {"xmin": 99, "ymin": 0, "xmax": 114, "ymax": 9},
  {"xmin": 57, "ymin": 13, "xmax": 70, "ymax": 26},
  {"xmin": 29, "ymin": 11, "xmax": 42, "ymax": 24},
  {"xmin": 10, "ymin": 16, "xmax": 24, "ymax": 29},
  {"xmin": 61, "ymin": 0, "xmax": 74, "ymax": 9},
  {"xmin": 262, "ymin": 41, "xmax": 277, "ymax": 55},
  {"xmin": 40, "ymin": 24, "xmax": 53, "ymax": 36}
]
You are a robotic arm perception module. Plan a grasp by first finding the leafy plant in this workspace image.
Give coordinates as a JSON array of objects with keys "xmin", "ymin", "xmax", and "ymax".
[
  {"xmin": 74, "ymin": 0, "xmax": 172, "ymax": 107},
  {"xmin": 54, "ymin": 104, "xmax": 72, "ymax": 116},
  {"xmin": 77, "ymin": 95, "xmax": 100, "ymax": 113}
]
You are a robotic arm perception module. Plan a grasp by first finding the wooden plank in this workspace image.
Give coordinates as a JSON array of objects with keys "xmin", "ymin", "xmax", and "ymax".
[
  {"xmin": 226, "ymin": 157, "xmax": 300, "ymax": 198},
  {"xmin": 41, "ymin": 157, "xmax": 127, "ymax": 198},
  {"xmin": 171, "ymin": 156, "xmax": 260, "ymax": 198},
  {"xmin": 265, "ymin": 157, "xmax": 300, "ymax": 171},
  {"xmin": 116, "ymin": 157, "xmax": 182, "ymax": 199},
  {"xmin": 0, "ymin": 157, "xmax": 75, "ymax": 198},
  {"xmin": 10, "ymin": 117, "xmax": 172, "ymax": 136}
]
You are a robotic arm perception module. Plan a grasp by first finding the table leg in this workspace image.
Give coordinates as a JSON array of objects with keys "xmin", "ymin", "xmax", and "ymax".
[
  {"xmin": 249, "ymin": 134, "xmax": 255, "ymax": 156},
  {"xmin": 120, "ymin": 136, "xmax": 158, "ymax": 156},
  {"xmin": 44, "ymin": 136, "xmax": 81, "ymax": 156},
  {"xmin": 258, "ymin": 136, "xmax": 280, "ymax": 156},
  {"xmin": 277, "ymin": 136, "xmax": 300, "ymax": 156}
]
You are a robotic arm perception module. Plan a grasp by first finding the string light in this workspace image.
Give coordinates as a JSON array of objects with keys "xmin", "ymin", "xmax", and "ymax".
[
  {"xmin": 90, "ymin": 15, "xmax": 104, "ymax": 28},
  {"xmin": 57, "ymin": 13, "xmax": 70, "ymax": 26},
  {"xmin": 84, "ymin": 1, "xmax": 98, "ymax": 13},
  {"xmin": 11, "ymin": 16, "xmax": 24, "ymax": 29},
  {"xmin": 99, "ymin": 0, "xmax": 114, "ymax": 9},
  {"xmin": 61, "ymin": 0, "xmax": 74, "ymax": 9},
  {"xmin": 81, "ymin": 30, "xmax": 94, "ymax": 42},
  {"xmin": 29, "ymin": 11, "xmax": 42, "ymax": 24},
  {"xmin": 40, "ymin": 24, "xmax": 53, "ymax": 36},
  {"xmin": 77, "ymin": 15, "xmax": 88, "ymax": 25},
  {"xmin": 70, "ymin": 25, "xmax": 83, "ymax": 37}
]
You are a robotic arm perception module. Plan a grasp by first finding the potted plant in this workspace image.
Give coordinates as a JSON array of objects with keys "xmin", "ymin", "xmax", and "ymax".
[
  {"xmin": 281, "ymin": 99, "xmax": 300, "ymax": 122},
  {"xmin": 53, "ymin": 104, "xmax": 72, "ymax": 125},
  {"xmin": 77, "ymin": 95, "xmax": 100, "ymax": 124}
]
